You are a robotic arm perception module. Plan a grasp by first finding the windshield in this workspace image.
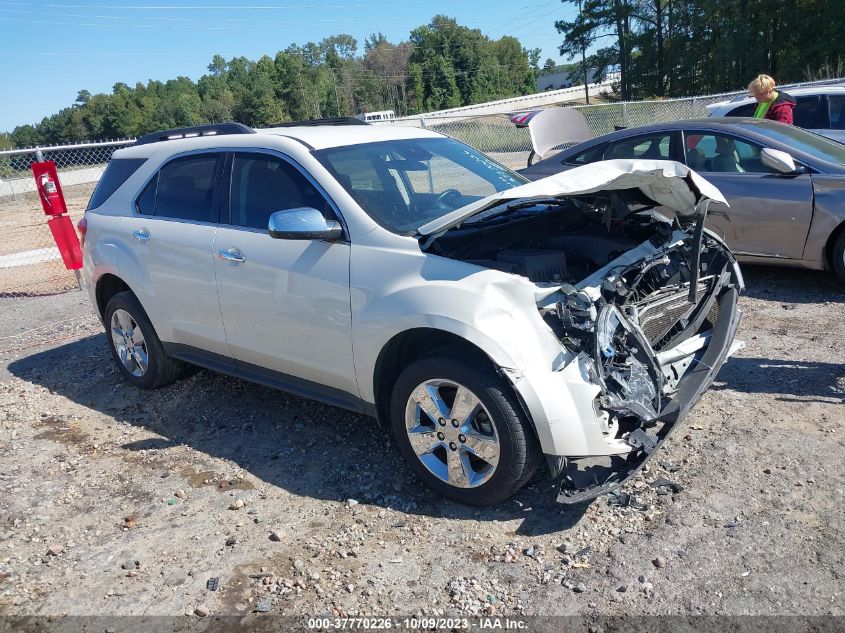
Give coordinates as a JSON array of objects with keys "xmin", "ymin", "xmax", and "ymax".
[
  {"xmin": 314, "ymin": 137, "xmax": 527, "ymax": 233},
  {"xmin": 736, "ymin": 122, "xmax": 845, "ymax": 165}
]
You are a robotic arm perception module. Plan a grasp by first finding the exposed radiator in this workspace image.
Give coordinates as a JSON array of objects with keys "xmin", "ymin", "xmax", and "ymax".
[{"xmin": 634, "ymin": 279, "xmax": 712, "ymax": 350}]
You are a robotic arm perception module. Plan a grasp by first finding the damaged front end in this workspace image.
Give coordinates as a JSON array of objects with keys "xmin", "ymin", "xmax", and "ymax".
[
  {"xmin": 543, "ymin": 216, "xmax": 743, "ymax": 503},
  {"xmin": 419, "ymin": 161, "xmax": 744, "ymax": 504}
]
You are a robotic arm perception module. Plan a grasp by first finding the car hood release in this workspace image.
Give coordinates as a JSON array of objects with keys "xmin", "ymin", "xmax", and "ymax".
[{"xmin": 417, "ymin": 159, "xmax": 728, "ymax": 237}]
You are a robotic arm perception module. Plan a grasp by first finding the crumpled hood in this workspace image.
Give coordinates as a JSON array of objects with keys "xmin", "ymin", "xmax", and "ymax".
[{"xmin": 417, "ymin": 159, "xmax": 728, "ymax": 236}]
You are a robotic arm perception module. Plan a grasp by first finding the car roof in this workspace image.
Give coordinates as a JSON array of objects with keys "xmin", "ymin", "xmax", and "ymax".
[
  {"xmin": 114, "ymin": 122, "xmax": 443, "ymax": 159},
  {"xmin": 572, "ymin": 117, "xmax": 782, "ymax": 141},
  {"xmin": 258, "ymin": 124, "xmax": 442, "ymax": 150},
  {"xmin": 709, "ymin": 84, "xmax": 845, "ymax": 108}
]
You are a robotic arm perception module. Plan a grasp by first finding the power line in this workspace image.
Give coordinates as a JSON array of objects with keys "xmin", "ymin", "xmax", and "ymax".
[{"xmin": 0, "ymin": 1, "xmax": 427, "ymax": 9}]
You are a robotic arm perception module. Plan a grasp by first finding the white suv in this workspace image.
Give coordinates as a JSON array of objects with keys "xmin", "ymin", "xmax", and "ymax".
[
  {"xmin": 706, "ymin": 84, "xmax": 845, "ymax": 143},
  {"xmin": 80, "ymin": 120, "xmax": 743, "ymax": 506}
]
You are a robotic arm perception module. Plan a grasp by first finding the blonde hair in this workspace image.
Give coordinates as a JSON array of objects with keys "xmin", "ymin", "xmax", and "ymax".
[{"xmin": 748, "ymin": 74, "xmax": 776, "ymax": 96}]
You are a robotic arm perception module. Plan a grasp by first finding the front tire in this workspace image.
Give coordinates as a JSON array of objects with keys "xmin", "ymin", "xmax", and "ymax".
[
  {"xmin": 390, "ymin": 355, "xmax": 541, "ymax": 506},
  {"xmin": 104, "ymin": 291, "xmax": 184, "ymax": 389}
]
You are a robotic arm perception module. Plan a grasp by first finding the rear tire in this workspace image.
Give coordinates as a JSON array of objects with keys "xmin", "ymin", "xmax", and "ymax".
[
  {"xmin": 104, "ymin": 291, "xmax": 184, "ymax": 389},
  {"xmin": 832, "ymin": 230, "xmax": 845, "ymax": 283},
  {"xmin": 390, "ymin": 354, "xmax": 541, "ymax": 506}
]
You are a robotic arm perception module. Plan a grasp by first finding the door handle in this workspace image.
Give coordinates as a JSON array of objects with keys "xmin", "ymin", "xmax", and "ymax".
[
  {"xmin": 217, "ymin": 248, "xmax": 246, "ymax": 264},
  {"xmin": 131, "ymin": 228, "xmax": 151, "ymax": 241}
]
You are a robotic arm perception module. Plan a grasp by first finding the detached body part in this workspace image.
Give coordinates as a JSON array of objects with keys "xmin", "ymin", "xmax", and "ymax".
[{"xmin": 80, "ymin": 122, "xmax": 742, "ymax": 506}]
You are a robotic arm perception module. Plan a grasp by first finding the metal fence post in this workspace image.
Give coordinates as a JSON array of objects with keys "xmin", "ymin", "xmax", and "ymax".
[{"xmin": 622, "ymin": 101, "xmax": 628, "ymax": 128}]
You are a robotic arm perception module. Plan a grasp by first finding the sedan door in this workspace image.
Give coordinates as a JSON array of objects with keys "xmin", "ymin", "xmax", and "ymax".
[
  {"xmin": 212, "ymin": 151, "xmax": 359, "ymax": 405},
  {"xmin": 683, "ymin": 131, "xmax": 814, "ymax": 260}
]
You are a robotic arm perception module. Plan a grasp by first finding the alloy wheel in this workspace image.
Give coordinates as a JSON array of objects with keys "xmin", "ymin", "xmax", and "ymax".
[
  {"xmin": 110, "ymin": 309, "xmax": 148, "ymax": 377},
  {"xmin": 404, "ymin": 379, "xmax": 500, "ymax": 488}
]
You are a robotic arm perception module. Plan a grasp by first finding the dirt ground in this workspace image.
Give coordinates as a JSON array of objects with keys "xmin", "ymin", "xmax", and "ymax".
[{"xmin": 0, "ymin": 266, "xmax": 842, "ymax": 624}]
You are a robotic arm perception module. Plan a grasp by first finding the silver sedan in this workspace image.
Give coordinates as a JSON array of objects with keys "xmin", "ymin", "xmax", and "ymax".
[{"xmin": 521, "ymin": 118, "xmax": 845, "ymax": 281}]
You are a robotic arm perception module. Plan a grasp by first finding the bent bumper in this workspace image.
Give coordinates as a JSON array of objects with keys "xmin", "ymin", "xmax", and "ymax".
[{"xmin": 556, "ymin": 286, "xmax": 742, "ymax": 504}]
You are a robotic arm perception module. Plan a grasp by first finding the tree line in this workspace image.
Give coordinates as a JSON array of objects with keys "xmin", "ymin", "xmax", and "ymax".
[
  {"xmin": 5, "ymin": 16, "xmax": 538, "ymax": 148},
  {"xmin": 556, "ymin": 0, "xmax": 845, "ymax": 101}
]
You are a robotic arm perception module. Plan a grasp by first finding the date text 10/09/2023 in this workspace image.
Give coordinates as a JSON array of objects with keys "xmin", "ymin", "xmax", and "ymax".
[{"xmin": 306, "ymin": 617, "xmax": 528, "ymax": 630}]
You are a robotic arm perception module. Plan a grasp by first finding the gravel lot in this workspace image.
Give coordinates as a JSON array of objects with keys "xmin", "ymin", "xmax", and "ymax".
[{"xmin": 0, "ymin": 266, "xmax": 842, "ymax": 622}]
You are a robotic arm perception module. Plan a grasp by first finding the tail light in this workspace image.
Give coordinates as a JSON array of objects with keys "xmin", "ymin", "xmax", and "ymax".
[{"xmin": 77, "ymin": 215, "xmax": 87, "ymax": 248}]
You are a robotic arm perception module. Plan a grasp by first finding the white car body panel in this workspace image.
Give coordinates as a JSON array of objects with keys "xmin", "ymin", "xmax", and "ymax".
[
  {"xmin": 212, "ymin": 224, "xmax": 357, "ymax": 395},
  {"xmin": 121, "ymin": 215, "xmax": 228, "ymax": 356}
]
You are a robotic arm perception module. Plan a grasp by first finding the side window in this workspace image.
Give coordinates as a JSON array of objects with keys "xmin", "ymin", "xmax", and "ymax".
[
  {"xmin": 829, "ymin": 95, "xmax": 845, "ymax": 129},
  {"xmin": 151, "ymin": 154, "xmax": 222, "ymax": 222},
  {"xmin": 726, "ymin": 103, "xmax": 757, "ymax": 117},
  {"xmin": 793, "ymin": 96, "xmax": 823, "ymax": 128},
  {"xmin": 229, "ymin": 154, "xmax": 333, "ymax": 231},
  {"xmin": 563, "ymin": 144, "xmax": 605, "ymax": 166},
  {"xmin": 685, "ymin": 133, "xmax": 776, "ymax": 174},
  {"xmin": 136, "ymin": 175, "xmax": 157, "ymax": 215},
  {"xmin": 603, "ymin": 133, "xmax": 672, "ymax": 160}
]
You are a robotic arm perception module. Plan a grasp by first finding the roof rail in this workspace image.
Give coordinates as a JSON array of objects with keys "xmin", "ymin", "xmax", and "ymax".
[
  {"xmin": 271, "ymin": 117, "xmax": 369, "ymax": 128},
  {"xmin": 134, "ymin": 122, "xmax": 255, "ymax": 146}
]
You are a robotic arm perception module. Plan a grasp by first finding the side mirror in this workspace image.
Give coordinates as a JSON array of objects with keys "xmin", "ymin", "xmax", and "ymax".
[
  {"xmin": 760, "ymin": 147, "xmax": 799, "ymax": 174},
  {"xmin": 268, "ymin": 207, "xmax": 343, "ymax": 241}
]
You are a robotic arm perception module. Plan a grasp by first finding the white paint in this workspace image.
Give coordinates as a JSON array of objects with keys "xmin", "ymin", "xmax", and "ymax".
[{"xmin": 0, "ymin": 246, "xmax": 60, "ymax": 269}]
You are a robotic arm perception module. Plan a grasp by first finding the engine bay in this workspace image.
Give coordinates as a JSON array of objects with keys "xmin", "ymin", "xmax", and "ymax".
[{"xmin": 424, "ymin": 192, "xmax": 737, "ymax": 423}]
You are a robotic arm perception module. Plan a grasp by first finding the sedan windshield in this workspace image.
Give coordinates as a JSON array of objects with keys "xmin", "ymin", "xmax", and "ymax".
[
  {"xmin": 737, "ymin": 122, "xmax": 845, "ymax": 165},
  {"xmin": 314, "ymin": 137, "xmax": 527, "ymax": 234}
]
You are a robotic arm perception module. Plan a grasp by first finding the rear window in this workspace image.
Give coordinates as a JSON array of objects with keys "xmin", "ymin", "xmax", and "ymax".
[
  {"xmin": 793, "ymin": 95, "xmax": 824, "ymax": 128},
  {"xmin": 727, "ymin": 103, "xmax": 757, "ymax": 117},
  {"xmin": 87, "ymin": 158, "xmax": 146, "ymax": 210}
]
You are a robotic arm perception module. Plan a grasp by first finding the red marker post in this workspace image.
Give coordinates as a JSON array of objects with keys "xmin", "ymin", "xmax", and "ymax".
[{"xmin": 31, "ymin": 152, "xmax": 83, "ymax": 273}]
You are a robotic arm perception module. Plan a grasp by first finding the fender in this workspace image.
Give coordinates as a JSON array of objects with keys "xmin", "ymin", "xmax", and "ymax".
[{"xmin": 351, "ymin": 249, "xmax": 569, "ymax": 403}]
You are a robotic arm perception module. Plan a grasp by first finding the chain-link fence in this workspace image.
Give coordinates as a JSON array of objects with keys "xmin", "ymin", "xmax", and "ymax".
[
  {"xmin": 0, "ymin": 140, "xmax": 132, "ymax": 298},
  {"xmin": 391, "ymin": 90, "xmax": 751, "ymax": 170}
]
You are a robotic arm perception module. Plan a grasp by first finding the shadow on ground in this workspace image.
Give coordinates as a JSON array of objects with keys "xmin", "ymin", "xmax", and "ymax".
[
  {"xmin": 7, "ymin": 333, "xmax": 588, "ymax": 536},
  {"xmin": 712, "ymin": 356, "xmax": 845, "ymax": 403},
  {"xmin": 739, "ymin": 265, "xmax": 844, "ymax": 303}
]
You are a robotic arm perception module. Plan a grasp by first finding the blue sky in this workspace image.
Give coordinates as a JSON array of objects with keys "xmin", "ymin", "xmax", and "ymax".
[{"xmin": 0, "ymin": 0, "xmax": 579, "ymax": 132}]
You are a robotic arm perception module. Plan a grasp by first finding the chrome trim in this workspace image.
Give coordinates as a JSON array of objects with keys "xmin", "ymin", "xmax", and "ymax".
[
  {"xmin": 216, "ymin": 248, "xmax": 246, "ymax": 263},
  {"xmin": 267, "ymin": 207, "xmax": 343, "ymax": 241}
]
